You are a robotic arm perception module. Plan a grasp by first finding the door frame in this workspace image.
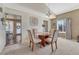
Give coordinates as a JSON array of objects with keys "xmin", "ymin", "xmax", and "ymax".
[{"xmin": 5, "ymin": 13, "xmax": 22, "ymax": 46}]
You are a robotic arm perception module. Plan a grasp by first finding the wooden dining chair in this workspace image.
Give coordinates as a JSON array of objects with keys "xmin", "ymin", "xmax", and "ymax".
[
  {"xmin": 32, "ymin": 28, "xmax": 38, "ymax": 38},
  {"xmin": 27, "ymin": 30, "xmax": 41, "ymax": 51},
  {"xmin": 49, "ymin": 29, "xmax": 59, "ymax": 52},
  {"xmin": 51, "ymin": 30, "xmax": 59, "ymax": 52}
]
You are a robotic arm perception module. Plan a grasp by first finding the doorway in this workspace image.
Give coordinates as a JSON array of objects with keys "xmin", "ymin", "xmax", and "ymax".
[{"xmin": 5, "ymin": 13, "xmax": 22, "ymax": 46}]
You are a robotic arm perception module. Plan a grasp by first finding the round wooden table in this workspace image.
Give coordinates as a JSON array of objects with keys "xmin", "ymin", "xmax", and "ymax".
[{"xmin": 38, "ymin": 34, "xmax": 49, "ymax": 47}]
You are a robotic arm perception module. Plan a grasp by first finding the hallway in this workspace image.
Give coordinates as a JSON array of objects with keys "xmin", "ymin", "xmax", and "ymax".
[{"xmin": 1, "ymin": 38, "xmax": 79, "ymax": 55}]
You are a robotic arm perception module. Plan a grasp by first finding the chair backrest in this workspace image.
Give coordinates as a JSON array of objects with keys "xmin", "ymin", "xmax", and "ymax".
[
  {"xmin": 49, "ymin": 29, "xmax": 55, "ymax": 33},
  {"xmin": 32, "ymin": 28, "xmax": 38, "ymax": 38},
  {"xmin": 51, "ymin": 30, "xmax": 59, "ymax": 42},
  {"xmin": 49, "ymin": 29, "xmax": 55, "ymax": 37},
  {"xmin": 27, "ymin": 30, "xmax": 34, "ymax": 42}
]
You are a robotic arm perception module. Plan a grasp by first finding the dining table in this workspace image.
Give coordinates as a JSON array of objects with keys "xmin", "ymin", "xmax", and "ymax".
[{"xmin": 37, "ymin": 32, "xmax": 50, "ymax": 47}]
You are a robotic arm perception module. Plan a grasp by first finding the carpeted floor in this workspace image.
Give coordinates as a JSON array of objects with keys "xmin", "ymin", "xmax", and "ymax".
[{"xmin": 1, "ymin": 38, "xmax": 79, "ymax": 55}]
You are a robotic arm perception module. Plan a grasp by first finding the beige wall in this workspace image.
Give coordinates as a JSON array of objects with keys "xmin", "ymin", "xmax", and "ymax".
[{"xmin": 55, "ymin": 9, "xmax": 79, "ymax": 40}]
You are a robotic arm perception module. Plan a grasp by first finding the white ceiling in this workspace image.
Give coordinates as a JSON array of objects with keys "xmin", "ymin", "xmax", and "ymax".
[
  {"xmin": 46, "ymin": 3, "xmax": 79, "ymax": 15},
  {"xmin": 17, "ymin": 3, "xmax": 79, "ymax": 15},
  {"xmin": 17, "ymin": 3, "xmax": 48, "ymax": 14}
]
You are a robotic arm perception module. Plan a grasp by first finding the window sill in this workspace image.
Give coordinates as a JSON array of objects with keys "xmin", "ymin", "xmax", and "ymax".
[{"xmin": 59, "ymin": 31, "xmax": 66, "ymax": 33}]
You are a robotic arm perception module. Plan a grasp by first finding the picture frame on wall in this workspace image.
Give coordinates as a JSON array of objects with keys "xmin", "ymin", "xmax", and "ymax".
[{"xmin": 29, "ymin": 16, "xmax": 38, "ymax": 26}]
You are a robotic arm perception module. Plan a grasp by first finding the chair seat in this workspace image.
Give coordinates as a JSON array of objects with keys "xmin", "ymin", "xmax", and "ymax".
[
  {"xmin": 47, "ymin": 37, "xmax": 57, "ymax": 43},
  {"xmin": 33, "ymin": 38, "xmax": 41, "ymax": 43},
  {"xmin": 45, "ymin": 38, "xmax": 52, "ymax": 42}
]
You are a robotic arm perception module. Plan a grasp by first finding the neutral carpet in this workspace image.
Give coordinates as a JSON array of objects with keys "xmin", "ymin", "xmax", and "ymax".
[{"xmin": 1, "ymin": 38, "xmax": 79, "ymax": 55}]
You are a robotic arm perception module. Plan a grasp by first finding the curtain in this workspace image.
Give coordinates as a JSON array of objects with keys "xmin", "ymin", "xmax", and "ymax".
[{"xmin": 65, "ymin": 18, "xmax": 72, "ymax": 40}]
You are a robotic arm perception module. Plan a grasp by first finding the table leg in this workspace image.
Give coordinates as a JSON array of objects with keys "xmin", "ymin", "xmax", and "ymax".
[{"xmin": 40, "ymin": 39, "xmax": 46, "ymax": 47}]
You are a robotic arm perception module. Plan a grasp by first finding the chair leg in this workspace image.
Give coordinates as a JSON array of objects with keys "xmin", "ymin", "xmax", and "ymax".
[
  {"xmin": 29, "ymin": 40, "xmax": 31, "ymax": 47},
  {"xmin": 55, "ymin": 41, "xmax": 57, "ymax": 49},
  {"xmin": 32, "ymin": 42, "xmax": 34, "ymax": 51},
  {"xmin": 51, "ymin": 42, "xmax": 53, "ymax": 52}
]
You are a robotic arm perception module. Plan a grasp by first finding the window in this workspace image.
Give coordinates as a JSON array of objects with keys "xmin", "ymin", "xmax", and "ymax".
[{"xmin": 57, "ymin": 19, "xmax": 66, "ymax": 32}]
